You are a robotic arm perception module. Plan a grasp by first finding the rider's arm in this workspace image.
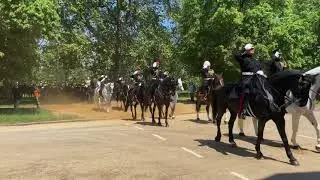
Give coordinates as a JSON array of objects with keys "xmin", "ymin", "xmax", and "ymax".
[
  {"xmin": 234, "ymin": 49, "xmax": 245, "ymax": 64},
  {"xmin": 202, "ymin": 68, "xmax": 209, "ymax": 78},
  {"xmin": 275, "ymin": 62, "xmax": 283, "ymax": 71}
]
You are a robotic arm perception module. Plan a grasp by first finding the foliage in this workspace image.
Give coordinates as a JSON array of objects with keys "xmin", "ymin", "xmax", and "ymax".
[{"xmin": 0, "ymin": 0, "xmax": 319, "ymax": 85}]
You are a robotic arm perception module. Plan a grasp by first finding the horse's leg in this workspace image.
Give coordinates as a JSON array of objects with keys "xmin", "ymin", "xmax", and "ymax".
[
  {"xmin": 106, "ymin": 97, "xmax": 110, "ymax": 113},
  {"xmin": 214, "ymin": 111, "xmax": 224, "ymax": 142},
  {"xmin": 169, "ymin": 102, "xmax": 176, "ymax": 119},
  {"xmin": 140, "ymin": 103, "xmax": 145, "ymax": 121},
  {"xmin": 303, "ymin": 111, "xmax": 320, "ymax": 151},
  {"xmin": 152, "ymin": 104, "xmax": 156, "ymax": 124},
  {"xmin": 196, "ymin": 98, "xmax": 201, "ymax": 121},
  {"xmin": 274, "ymin": 117, "xmax": 299, "ymax": 166},
  {"xmin": 238, "ymin": 117, "xmax": 246, "ymax": 136},
  {"xmin": 255, "ymin": 119, "xmax": 266, "ymax": 160},
  {"xmin": 130, "ymin": 105, "xmax": 134, "ymax": 119},
  {"xmin": 165, "ymin": 104, "xmax": 169, "ymax": 127},
  {"xmin": 206, "ymin": 103, "xmax": 211, "ymax": 121},
  {"xmin": 291, "ymin": 111, "xmax": 302, "ymax": 149},
  {"xmin": 157, "ymin": 105, "xmax": 162, "ymax": 126},
  {"xmin": 134, "ymin": 103, "xmax": 137, "ymax": 120},
  {"xmin": 228, "ymin": 111, "xmax": 238, "ymax": 147},
  {"xmin": 252, "ymin": 117, "xmax": 258, "ymax": 136}
]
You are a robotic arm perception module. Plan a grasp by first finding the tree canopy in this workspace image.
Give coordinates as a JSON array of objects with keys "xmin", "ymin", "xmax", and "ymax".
[{"xmin": 0, "ymin": 0, "xmax": 319, "ymax": 84}]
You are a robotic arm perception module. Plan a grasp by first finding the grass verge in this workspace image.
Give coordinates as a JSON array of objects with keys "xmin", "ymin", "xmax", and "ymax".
[{"xmin": 0, "ymin": 107, "xmax": 77, "ymax": 124}]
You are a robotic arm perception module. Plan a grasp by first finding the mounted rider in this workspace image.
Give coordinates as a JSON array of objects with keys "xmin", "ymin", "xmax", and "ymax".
[
  {"xmin": 234, "ymin": 43, "xmax": 278, "ymax": 118},
  {"xmin": 149, "ymin": 58, "xmax": 163, "ymax": 97},
  {"xmin": 200, "ymin": 60, "xmax": 215, "ymax": 100},
  {"xmin": 269, "ymin": 49, "xmax": 285, "ymax": 76},
  {"xmin": 97, "ymin": 75, "xmax": 107, "ymax": 97},
  {"xmin": 130, "ymin": 68, "xmax": 144, "ymax": 97}
]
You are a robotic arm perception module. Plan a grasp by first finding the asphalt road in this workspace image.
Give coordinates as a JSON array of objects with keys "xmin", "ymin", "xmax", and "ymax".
[{"xmin": 0, "ymin": 113, "xmax": 320, "ymax": 180}]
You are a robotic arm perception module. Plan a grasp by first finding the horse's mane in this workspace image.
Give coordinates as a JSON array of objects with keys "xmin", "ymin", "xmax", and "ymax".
[{"xmin": 269, "ymin": 70, "xmax": 302, "ymax": 84}]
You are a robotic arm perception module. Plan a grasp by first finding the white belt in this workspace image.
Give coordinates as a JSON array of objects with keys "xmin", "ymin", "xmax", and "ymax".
[
  {"xmin": 242, "ymin": 72, "xmax": 254, "ymax": 76},
  {"xmin": 204, "ymin": 78, "xmax": 215, "ymax": 80}
]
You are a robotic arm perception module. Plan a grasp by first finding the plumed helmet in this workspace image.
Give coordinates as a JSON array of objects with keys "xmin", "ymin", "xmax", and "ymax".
[
  {"xmin": 244, "ymin": 44, "xmax": 254, "ymax": 51},
  {"xmin": 272, "ymin": 49, "xmax": 281, "ymax": 59},
  {"xmin": 203, "ymin": 61, "xmax": 211, "ymax": 69},
  {"xmin": 152, "ymin": 62, "xmax": 159, "ymax": 68}
]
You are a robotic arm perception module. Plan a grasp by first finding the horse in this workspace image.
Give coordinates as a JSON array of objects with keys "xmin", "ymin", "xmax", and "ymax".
[
  {"xmin": 152, "ymin": 76, "xmax": 179, "ymax": 127},
  {"xmin": 114, "ymin": 82, "xmax": 129, "ymax": 110},
  {"xmin": 237, "ymin": 66, "xmax": 320, "ymax": 151},
  {"xmin": 195, "ymin": 73, "xmax": 224, "ymax": 121},
  {"xmin": 93, "ymin": 82, "xmax": 114, "ymax": 112},
  {"xmin": 124, "ymin": 81, "xmax": 152, "ymax": 121},
  {"xmin": 212, "ymin": 70, "xmax": 313, "ymax": 166},
  {"xmin": 168, "ymin": 78, "xmax": 184, "ymax": 119}
]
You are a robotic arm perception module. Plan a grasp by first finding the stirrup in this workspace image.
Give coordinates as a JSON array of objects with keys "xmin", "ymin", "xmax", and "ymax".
[{"xmin": 238, "ymin": 112, "xmax": 246, "ymax": 119}]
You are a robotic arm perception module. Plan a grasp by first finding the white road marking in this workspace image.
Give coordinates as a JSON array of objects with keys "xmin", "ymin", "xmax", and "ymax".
[
  {"xmin": 298, "ymin": 135, "xmax": 316, "ymax": 140},
  {"xmin": 230, "ymin": 171, "xmax": 250, "ymax": 180},
  {"xmin": 152, "ymin": 134, "xmax": 166, "ymax": 141},
  {"xmin": 181, "ymin": 147, "xmax": 203, "ymax": 158},
  {"xmin": 134, "ymin": 126, "xmax": 144, "ymax": 130}
]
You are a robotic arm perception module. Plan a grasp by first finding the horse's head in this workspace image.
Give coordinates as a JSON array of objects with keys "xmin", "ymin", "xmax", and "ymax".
[
  {"xmin": 105, "ymin": 82, "xmax": 115, "ymax": 94},
  {"xmin": 161, "ymin": 76, "xmax": 178, "ymax": 95},
  {"xmin": 210, "ymin": 73, "xmax": 224, "ymax": 90},
  {"xmin": 295, "ymin": 73, "xmax": 318, "ymax": 106}
]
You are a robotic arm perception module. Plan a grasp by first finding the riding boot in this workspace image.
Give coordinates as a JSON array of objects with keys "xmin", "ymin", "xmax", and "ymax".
[{"xmin": 238, "ymin": 94, "xmax": 247, "ymax": 119}]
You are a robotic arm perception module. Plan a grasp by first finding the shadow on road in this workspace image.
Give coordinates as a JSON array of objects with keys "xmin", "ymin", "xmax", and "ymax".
[
  {"xmin": 184, "ymin": 119, "xmax": 211, "ymax": 124},
  {"xmin": 195, "ymin": 139, "xmax": 291, "ymax": 165},
  {"xmin": 223, "ymin": 133, "xmax": 284, "ymax": 148},
  {"xmin": 112, "ymin": 106, "xmax": 124, "ymax": 111},
  {"xmin": 135, "ymin": 121, "xmax": 158, "ymax": 126},
  {"xmin": 263, "ymin": 172, "xmax": 320, "ymax": 180},
  {"xmin": 195, "ymin": 139, "xmax": 256, "ymax": 157}
]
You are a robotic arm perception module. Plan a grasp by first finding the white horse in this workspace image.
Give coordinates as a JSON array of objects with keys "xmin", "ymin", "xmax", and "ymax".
[
  {"xmin": 94, "ymin": 82, "xmax": 114, "ymax": 112},
  {"xmin": 238, "ymin": 67, "xmax": 320, "ymax": 151},
  {"xmin": 169, "ymin": 78, "xmax": 184, "ymax": 119}
]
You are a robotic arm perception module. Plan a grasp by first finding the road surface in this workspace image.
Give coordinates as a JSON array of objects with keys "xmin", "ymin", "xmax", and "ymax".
[{"xmin": 0, "ymin": 113, "xmax": 319, "ymax": 180}]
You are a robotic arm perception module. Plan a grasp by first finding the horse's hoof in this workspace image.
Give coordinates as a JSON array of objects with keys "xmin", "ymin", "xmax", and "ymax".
[
  {"xmin": 239, "ymin": 132, "xmax": 246, "ymax": 137},
  {"xmin": 215, "ymin": 136, "xmax": 221, "ymax": 142},
  {"xmin": 290, "ymin": 159, "xmax": 300, "ymax": 166},
  {"xmin": 255, "ymin": 152, "xmax": 263, "ymax": 160},
  {"xmin": 208, "ymin": 119, "xmax": 212, "ymax": 122},
  {"xmin": 212, "ymin": 120, "xmax": 216, "ymax": 124},
  {"xmin": 316, "ymin": 145, "xmax": 320, "ymax": 152},
  {"xmin": 230, "ymin": 142, "xmax": 238, "ymax": 148},
  {"xmin": 196, "ymin": 118, "xmax": 200, "ymax": 121},
  {"xmin": 292, "ymin": 145, "xmax": 301, "ymax": 150}
]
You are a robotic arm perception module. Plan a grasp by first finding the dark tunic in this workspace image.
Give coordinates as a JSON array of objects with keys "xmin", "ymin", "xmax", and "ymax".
[
  {"xmin": 270, "ymin": 60, "xmax": 284, "ymax": 75},
  {"xmin": 234, "ymin": 52, "xmax": 263, "ymax": 94}
]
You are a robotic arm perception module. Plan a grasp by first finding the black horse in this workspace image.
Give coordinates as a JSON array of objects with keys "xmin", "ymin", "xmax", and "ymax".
[
  {"xmin": 195, "ymin": 73, "xmax": 224, "ymax": 121},
  {"xmin": 152, "ymin": 76, "xmax": 178, "ymax": 127},
  {"xmin": 125, "ymin": 81, "xmax": 152, "ymax": 121},
  {"xmin": 212, "ymin": 70, "xmax": 313, "ymax": 166},
  {"xmin": 114, "ymin": 82, "xmax": 129, "ymax": 109}
]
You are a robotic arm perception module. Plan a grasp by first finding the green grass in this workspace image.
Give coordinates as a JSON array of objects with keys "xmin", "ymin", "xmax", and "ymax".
[{"xmin": 0, "ymin": 108, "xmax": 77, "ymax": 124}]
